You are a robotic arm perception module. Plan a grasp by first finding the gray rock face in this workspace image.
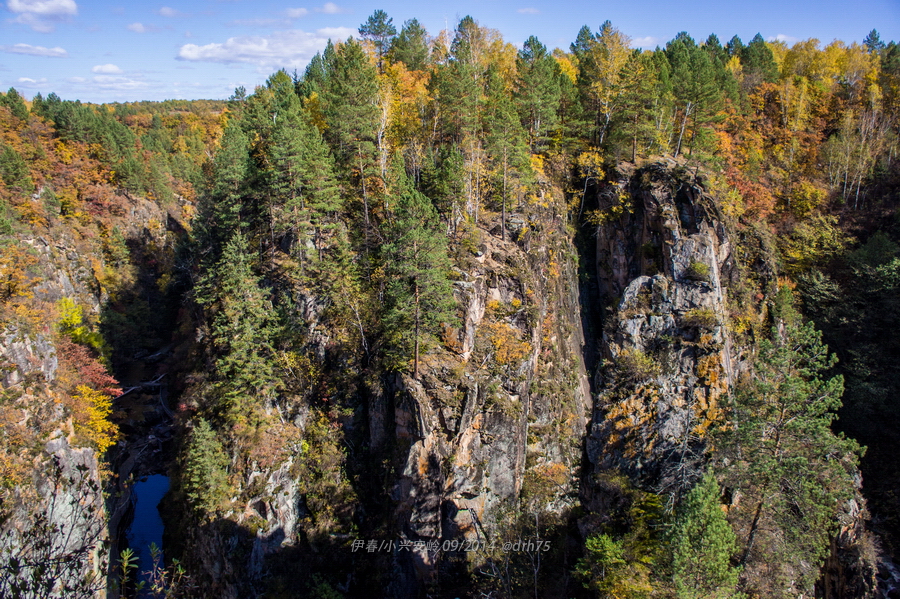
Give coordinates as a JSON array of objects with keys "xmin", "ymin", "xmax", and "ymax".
[
  {"xmin": 586, "ymin": 162, "xmax": 736, "ymax": 497},
  {"xmin": 0, "ymin": 192, "xmax": 183, "ymax": 598},
  {"xmin": 0, "ymin": 434, "xmax": 108, "ymax": 599},
  {"xmin": 379, "ymin": 206, "xmax": 593, "ymax": 589},
  {"xmin": 2, "ymin": 327, "xmax": 57, "ymax": 387}
]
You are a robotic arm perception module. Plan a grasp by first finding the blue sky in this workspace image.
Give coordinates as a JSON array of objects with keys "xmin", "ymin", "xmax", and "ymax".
[{"xmin": 1, "ymin": 0, "xmax": 898, "ymax": 103}]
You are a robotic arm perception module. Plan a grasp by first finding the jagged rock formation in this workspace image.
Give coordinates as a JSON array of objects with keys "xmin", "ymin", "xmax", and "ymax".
[
  {"xmin": 386, "ymin": 209, "xmax": 592, "ymax": 586},
  {"xmin": 585, "ymin": 161, "xmax": 738, "ymax": 497}
]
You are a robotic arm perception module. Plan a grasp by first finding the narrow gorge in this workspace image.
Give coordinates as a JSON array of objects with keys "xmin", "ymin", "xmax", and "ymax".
[{"xmin": 1, "ymin": 15, "xmax": 899, "ymax": 599}]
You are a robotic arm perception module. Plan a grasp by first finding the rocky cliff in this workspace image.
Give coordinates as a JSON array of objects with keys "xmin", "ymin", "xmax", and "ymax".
[
  {"xmin": 585, "ymin": 161, "xmax": 739, "ymax": 499},
  {"xmin": 0, "ymin": 189, "xmax": 190, "ymax": 598},
  {"xmin": 165, "ymin": 160, "xmax": 877, "ymax": 598}
]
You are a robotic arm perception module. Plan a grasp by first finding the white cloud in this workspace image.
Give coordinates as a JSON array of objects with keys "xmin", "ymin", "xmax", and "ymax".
[
  {"xmin": 285, "ymin": 7, "xmax": 308, "ymax": 18},
  {"xmin": 516, "ymin": 8, "xmax": 539, "ymax": 14},
  {"xmin": 7, "ymin": 0, "xmax": 77, "ymax": 31},
  {"xmin": 316, "ymin": 26, "xmax": 353, "ymax": 38},
  {"xmin": 157, "ymin": 6, "xmax": 179, "ymax": 17},
  {"xmin": 1, "ymin": 42, "xmax": 67, "ymax": 57},
  {"xmin": 17, "ymin": 76, "xmax": 47, "ymax": 84},
  {"xmin": 631, "ymin": 36, "xmax": 660, "ymax": 48},
  {"xmin": 92, "ymin": 63, "xmax": 122, "ymax": 74},
  {"xmin": 177, "ymin": 27, "xmax": 352, "ymax": 68},
  {"xmin": 7, "ymin": 0, "xmax": 76, "ymax": 16},
  {"xmin": 768, "ymin": 34, "xmax": 799, "ymax": 44},
  {"xmin": 92, "ymin": 74, "xmax": 149, "ymax": 89},
  {"xmin": 315, "ymin": 2, "xmax": 346, "ymax": 14},
  {"xmin": 127, "ymin": 22, "xmax": 147, "ymax": 32}
]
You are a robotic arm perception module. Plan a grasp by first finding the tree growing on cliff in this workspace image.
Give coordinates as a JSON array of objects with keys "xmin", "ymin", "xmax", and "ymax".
[
  {"xmin": 671, "ymin": 472, "xmax": 741, "ymax": 599},
  {"xmin": 181, "ymin": 419, "xmax": 231, "ymax": 515},
  {"xmin": 196, "ymin": 233, "xmax": 279, "ymax": 427},
  {"xmin": 382, "ymin": 177, "xmax": 455, "ymax": 378},
  {"xmin": 716, "ymin": 298, "xmax": 860, "ymax": 595}
]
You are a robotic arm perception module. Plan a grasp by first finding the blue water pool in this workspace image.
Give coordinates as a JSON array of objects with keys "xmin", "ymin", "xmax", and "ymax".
[{"xmin": 127, "ymin": 474, "xmax": 169, "ymax": 592}]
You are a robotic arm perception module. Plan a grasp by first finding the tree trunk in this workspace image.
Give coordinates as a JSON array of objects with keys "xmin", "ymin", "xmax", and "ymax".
[
  {"xmin": 414, "ymin": 279, "xmax": 420, "ymax": 380},
  {"xmin": 502, "ymin": 146, "xmax": 508, "ymax": 242}
]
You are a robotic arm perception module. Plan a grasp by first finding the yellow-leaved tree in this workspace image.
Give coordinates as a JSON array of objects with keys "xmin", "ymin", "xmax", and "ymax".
[{"xmin": 72, "ymin": 384, "xmax": 119, "ymax": 454}]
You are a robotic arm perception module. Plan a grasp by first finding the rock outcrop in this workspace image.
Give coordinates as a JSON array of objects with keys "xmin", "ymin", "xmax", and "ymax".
[{"xmin": 585, "ymin": 161, "xmax": 738, "ymax": 497}]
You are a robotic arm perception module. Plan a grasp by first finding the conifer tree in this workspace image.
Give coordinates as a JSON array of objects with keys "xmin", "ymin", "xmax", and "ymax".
[
  {"xmin": 666, "ymin": 32, "xmax": 722, "ymax": 156},
  {"xmin": 740, "ymin": 33, "xmax": 780, "ymax": 88},
  {"xmin": 197, "ymin": 233, "xmax": 278, "ymax": 426},
  {"xmin": 323, "ymin": 37, "xmax": 380, "ymax": 161},
  {"xmin": 515, "ymin": 35, "xmax": 562, "ymax": 150},
  {"xmin": 717, "ymin": 300, "xmax": 860, "ymax": 594},
  {"xmin": 181, "ymin": 419, "xmax": 230, "ymax": 515},
  {"xmin": 863, "ymin": 29, "xmax": 885, "ymax": 54},
  {"xmin": 671, "ymin": 473, "xmax": 741, "ymax": 599},
  {"xmin": 485, "ymin": 67, "xmax": 531, "ymax": 239},
  {"xmin": 264, "ymin": 72, "xmax": 341, "ymax": 256},
  {"xmin": 382, "ymin": 174, "xmax": 455, "ymax": 378},
  {"xmin": 388, "ymin": 19, "xmax": 429, "ymax": 70},
  {"xmin": 358, "ymin": 9, "xmax": 396, "ymax": 71},
  {"xmin": 0, "ymin": 88, "xmax": 28, "ymax": 122},
  {"xmin": 208, "ymin": 120, "xmax": 250, "ymax": 237},
  {"xmin": 616, "ymin": 51, "xmax": 658, "ymax": 162}
]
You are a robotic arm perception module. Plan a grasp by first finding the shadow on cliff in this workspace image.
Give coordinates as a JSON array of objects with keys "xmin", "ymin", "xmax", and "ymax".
[{"xmin": 159, "ymin": 507, "xmax": 405, "ymax": 599}]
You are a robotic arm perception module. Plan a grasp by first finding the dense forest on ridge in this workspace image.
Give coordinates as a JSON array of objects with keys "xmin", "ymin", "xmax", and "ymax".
[{"xmin": 1, "ymin": 11, "xmax": 900, "ymax": 599}]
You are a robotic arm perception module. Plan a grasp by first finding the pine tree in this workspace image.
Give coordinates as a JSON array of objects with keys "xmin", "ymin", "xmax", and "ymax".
[
  {"xmin": 0, "ymin": 88, "xmax": 28, "ymax": 122},
  {"xmin": 616, "ymin": 51, "xmax": 658, "ymax": 162},
  {"xmin": 388, "ymin": 19, "xmax": 429, "ymax": 70},
  {"xmin": 382, "ymin": 175, "xmax": 455, "ymax": 378},
  {"xmin": 666, "ymin": 32, "xmax": 722, "ymax": 156},
  {"xmin": 181, "ymin": 419, "xmax": 230, "ymax": 515},
  {"xmin": 717, "ymin": 297, "xmax": 860, "ymax": 595},
  {"xmin": 740, "ymin": 33, "xmax": 779, "ymax": 88},
  {"xmin": 264, "ymin": 72, "xmax": 341, "ymax": 256},
  {"xmin": 322, "ymin": 38, "xmax": 380, "ymax": 164},
  {"xmin": 863, "ymin": 29, "xmax": 885, "ymax": 54},
  {"xmin": 671, "ymin": 473, "xmax": 741, "ymax": 599},
  {"xmin": 197, "ymin": 233, "xmax": 278, "ymax": 426},
  {"xmin": 208, "ymin": 120, "xmax": 250, "ymax": 237},
  {"xmin": 515, "ymin": 35, "xmax": 562, "ymax": 150},
  {"xmin": 358, "ymin": 9, "xmax": 397, "ymax": 71},
  {"xmin": 485, "ymin": 66, "xmax": 531, "ymax": 240}
]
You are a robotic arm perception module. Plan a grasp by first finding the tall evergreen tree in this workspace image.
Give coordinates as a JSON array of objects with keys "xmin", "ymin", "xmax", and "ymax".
[
  {"xmin": 515, "ymin": 35, "xmax": 562, "ymax": 150},
  {"xmin": 197, "ymin": 233, "xmax": 278, "ymax": 426},
  {"xmin": 382, "ymin": 174, "xmax": 455, "ymax": 379},
  {"xmin": 264, "ymin": 71, "xmax": 341, "ymax": 256},
  {"xmin": 322, "ymin": 38, "xmax": 380, "ymax": 163},
  {"xmin": 671, "ymin": 473, "xmax": 741, "ymax": 599},
  {"xmin": 485, "ymin": 66, "xmax": 531, "ymax": 239},
  {"xmin": 717, "ymin": 301, "xmax": 860, "ymax": 595},
  {"xmin": 863, "ymin": 29, "xmax": 885, "ymax": 54},
  {"xmin": 615, "ymin": 51, "xmax": 659, "ymax": 162},
  {"xmin": 666, "ymin": 32, "xmax": 722, "ymax": 156},
  {"xmin": 358, "ymin": 9, "xmax": 396, "ymax": 71},
  {"xmin": 206, "ymin": 120, "xmax": 250, "ymax": 240},
  {"xmin": 388, "ymin": 18, "xmax": 429, "ymax": 70},
  {"xmin": 740, "ymin": 33, "xmax": 780, "ymax": 88},
  {"xmin": 0, "ymin": 88, "xmax": 28, "ymax": 122}
]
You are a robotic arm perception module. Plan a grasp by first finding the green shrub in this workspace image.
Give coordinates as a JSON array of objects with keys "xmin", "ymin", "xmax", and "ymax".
[
  {"xmin": 685, "ymin": 261, "xmax": 710, "ymax": 282},
  {"xmin": 682, "ymin": 308, "xmax": 718, "ymax": 330},
  {"xmin": 614, "ymin": 348, "xmax": 660, "ymax": 384}
]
